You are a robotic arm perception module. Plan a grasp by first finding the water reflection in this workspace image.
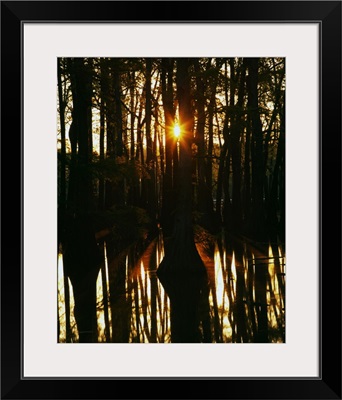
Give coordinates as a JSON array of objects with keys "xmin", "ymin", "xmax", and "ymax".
[
  {"xmin": 57, "ymin": 252, "xmax": 78, "ymax": 342},
  {"xmin": 58, "ymin": 230, "xmax": 285, "ymax": 343}
]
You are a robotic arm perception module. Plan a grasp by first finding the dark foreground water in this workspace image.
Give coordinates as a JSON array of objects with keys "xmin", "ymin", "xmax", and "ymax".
[{"xmin": 58, "ymin": 229, "xmax": 285, "ymax": 343}]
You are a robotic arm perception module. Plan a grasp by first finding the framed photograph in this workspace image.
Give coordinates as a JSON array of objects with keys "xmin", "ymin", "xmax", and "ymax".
[{"xmin": 1, "ymin": 1, "xmax": 341, "ymax": 398}]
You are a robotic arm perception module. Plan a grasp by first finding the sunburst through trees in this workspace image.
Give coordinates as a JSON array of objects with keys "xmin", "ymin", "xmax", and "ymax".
[{"xmin": 57, "ymin": 57, "xmax": 286, "ymax": 343}]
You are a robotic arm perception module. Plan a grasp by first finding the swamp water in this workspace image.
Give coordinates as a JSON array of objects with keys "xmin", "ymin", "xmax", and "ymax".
[{"xmin": 58, "ymin": 230, "xmax": 285, "ymax": 343}]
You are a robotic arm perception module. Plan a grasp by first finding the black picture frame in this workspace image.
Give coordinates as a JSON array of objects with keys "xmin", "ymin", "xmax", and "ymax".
[{"xmin": 1, "ymin": 1, "xmax": 341, "ymax": 399}]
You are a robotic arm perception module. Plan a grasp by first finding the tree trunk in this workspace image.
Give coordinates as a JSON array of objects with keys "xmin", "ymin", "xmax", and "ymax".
[
  {"xmin": 246, "ymin": 58, "xmax": 269, "ymax": 342},
  {"xmin": 57, "ymin": 59, "xmax": 72, "ymax": 342},
  {"xmin": 98, "ymin": 58, "xmax": 106, "ymax": 211},
  {"xmin": 63, "ymin": 58, "xmax": 101, "ymax": 343},
  {"xmin": 229, "ymin": 61, "xmax": 246, "ymax": 233},
  {"xmin": 145, "ymin": 58, "xmax": 156, "ymax": 218},
  {"xmin": 157, "ymin": 58, "xmax": 209, "ymax": 343},
  {"xmin": 243, "ymin": 115, "xmax": 252, "ymax": 234},
  {"xmin": 57, "ymin": 58, "xmax": 67, "ymax": 221},
  {"xmin": 193, "ymin": 59, "xmax": 217, "ymax": 232},
  {"xmin": 278, "ymin": 98, "xmax": 286, "ymax": 247},
  {"xmin": 160, "ymin": 58, "xmax": 176, "ymax": 235},
  {"xmin": 246, "ymin": 57, "xmax": 266, "ymax": 240}
]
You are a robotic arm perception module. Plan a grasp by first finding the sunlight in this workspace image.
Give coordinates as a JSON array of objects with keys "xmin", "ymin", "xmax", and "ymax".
[
  {"xmin": 252, "ymin": 253, "xmax": 256, "ymax": 303},
  {"xmin": 268, "ymin": 244, "xmax": 275, "ymax": 290},
  {"xmin": 231, "ymin": 251, "xmax": 237, "ymax": 298},
  {"xmin": 267, "ymin": 244, "xmax": 279, "ymax": 329},
  {"xmin": 278, "ymin": 245, "xmax": 286, "ymax": 275},
  {"xmin": 173, "ymin": 124, "xmax": 181, "ymax": 138},
  {"xmin": 125, "ymin": 254, "xmax": 129, "ymax": 293},
  {"xmin": 140, "ymin": 260, "xmax": 146, "ymax": 281},
  {"xmin": 214, "ymin": 245, "xmax": 225, "ymax": 308},
  {"xmin": 96, "ymin": 270, "xmax": 105, "ymax": 341},
  {"xmin": 212, "ymin": 245, "xmax": 232, "ymax": 342},
  {"xmin": 57, "ymin": 253, "xmax": 66, "ymax": 340},
  {"xmin": 57, "ymin": 252, "xmax": 78, "ymax": 342}
]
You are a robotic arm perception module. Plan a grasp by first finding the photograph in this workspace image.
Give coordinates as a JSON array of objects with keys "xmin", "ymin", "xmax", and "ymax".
[
  {"xmin": 57, "ymin": 56, "xmax": 286, "ymax": 344},
  {"xmin": 1, "ymin": 0, "xmax": 341, "ymax": 398}
]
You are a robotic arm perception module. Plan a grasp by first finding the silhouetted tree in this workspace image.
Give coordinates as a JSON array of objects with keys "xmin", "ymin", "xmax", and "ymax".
[
  {"xmin": 160, "ymin": 58, "xmax": 177, "ymax": 235},
  {"xmin": 157, "ymin": 58, "xmax": 210, "ymax": 343},
  {"xmin": 62, "ymin": 58, "xmax": 101, "ymax": 343}
]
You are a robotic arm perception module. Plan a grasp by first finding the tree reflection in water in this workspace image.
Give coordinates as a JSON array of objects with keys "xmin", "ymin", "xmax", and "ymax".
[{"xmin": 58, "ymin": 229, "xmax": 285, "ymax": 343}]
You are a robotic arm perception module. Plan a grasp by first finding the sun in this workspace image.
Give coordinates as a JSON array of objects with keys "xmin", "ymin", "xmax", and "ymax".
[{"xmin": 173, "ymin": 124, "xmax": 181, "ymax": 138}]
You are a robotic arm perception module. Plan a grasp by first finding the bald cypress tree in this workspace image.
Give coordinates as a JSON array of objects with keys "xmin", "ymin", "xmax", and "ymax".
[{"xmin": 157, "ymin": 58, "xmax": 210, "ymax": 343}]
